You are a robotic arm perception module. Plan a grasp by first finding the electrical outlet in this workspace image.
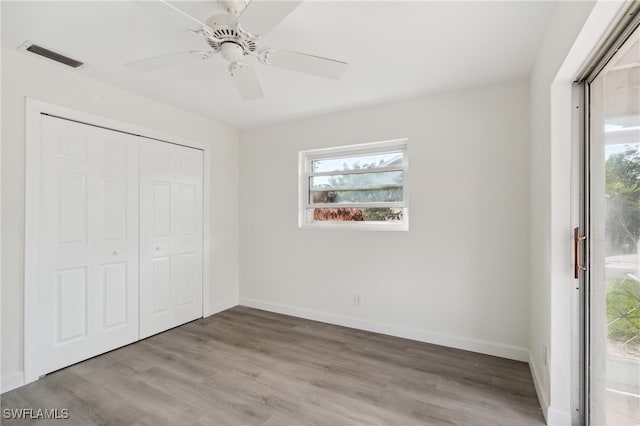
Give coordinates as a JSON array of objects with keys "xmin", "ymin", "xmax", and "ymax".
[{"xmin": 353, "ymin": 294, "xmax": 361, "ymax": 306}]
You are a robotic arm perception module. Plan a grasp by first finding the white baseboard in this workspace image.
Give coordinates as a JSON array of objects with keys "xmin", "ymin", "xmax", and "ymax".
[
  {"xmin": 529, "ymin": 354, "xmax": 550, "ymax": 423},
  {"xmin": 547, "ymin": 406, "xmax": 571, "ymax": 426},
  {"xmin": 529, "ymin": 356, "xmax": 571, "ymax": 426},
  {"xmin": 529, "ymin": 353, "xmax": 571, "ymax": 426},
  {"xmin": 1, "ymin": 372, "xmax": 24, "ymax": 394},
  {"xmin": 205, "ymin": 298, "xmax": 239, "ymax": 317},
  {"xmin": 240, "ymin": 297, "xmax": 529, "ymax": 362}
]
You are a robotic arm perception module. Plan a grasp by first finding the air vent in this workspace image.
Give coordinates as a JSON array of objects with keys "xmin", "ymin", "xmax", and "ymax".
[{"xmin": 23, "ymin": 43, "xmax": 84, "ymax": 68}]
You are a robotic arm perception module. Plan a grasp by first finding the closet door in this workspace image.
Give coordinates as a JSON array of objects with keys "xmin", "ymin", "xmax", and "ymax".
[
  {"xmin": 139, "ymin": 139, "xmax": 204, "ymax": 338},
  {"xmin": 37, "ymin": 116, "xmax": 140, "ymax": 375}
]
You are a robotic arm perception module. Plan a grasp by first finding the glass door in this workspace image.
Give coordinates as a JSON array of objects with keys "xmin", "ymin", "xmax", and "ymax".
[{"xmin": 587, "ymin": 22, "xmax": 640, "ymax": 425}]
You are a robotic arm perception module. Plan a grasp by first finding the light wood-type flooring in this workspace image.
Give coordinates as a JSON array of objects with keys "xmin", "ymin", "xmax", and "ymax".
[{"xmin": 2, "ymin": 306, "xmax": 544, "ymax": 425}]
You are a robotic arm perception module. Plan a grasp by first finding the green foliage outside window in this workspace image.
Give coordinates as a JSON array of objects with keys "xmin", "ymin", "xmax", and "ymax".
[
  {"xmin": 607, "ymin": 278, "xmax": 640, "ymax": 348},
  {"xmin": 605, "ymin": 147, "xmax": 640, "ymax": 255},
  {"xmin": 605, "ymin": 146, "xmax": 640, "ymax": 349}
]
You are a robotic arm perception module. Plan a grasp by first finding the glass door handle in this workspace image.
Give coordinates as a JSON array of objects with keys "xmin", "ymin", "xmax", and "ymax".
[{"xmin": 574, "ymin": 227, "xmax": 586, "ymax": 279}]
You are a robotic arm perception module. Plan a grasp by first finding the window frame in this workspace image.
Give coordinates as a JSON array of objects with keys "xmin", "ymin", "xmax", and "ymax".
[{"xmin": 298, "ymin": 139, "xmax": 409, "ymax": 231}]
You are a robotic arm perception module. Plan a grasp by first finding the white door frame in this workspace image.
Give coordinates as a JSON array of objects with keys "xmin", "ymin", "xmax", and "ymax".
[{"xmin": 24, "ymin": 98, "xmax": 212, "ymax": 384}]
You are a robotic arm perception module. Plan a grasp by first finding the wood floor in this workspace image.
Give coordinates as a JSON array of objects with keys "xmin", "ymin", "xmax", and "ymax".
[{"xmin": 2, "ymin": 307, "xmax": 544, "ymax": 425}]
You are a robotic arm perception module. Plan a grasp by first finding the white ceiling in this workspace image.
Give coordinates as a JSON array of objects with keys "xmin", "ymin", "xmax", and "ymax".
[{"xmin": 2, "ymin": 1, "xmax": 556, "ymax": 129}]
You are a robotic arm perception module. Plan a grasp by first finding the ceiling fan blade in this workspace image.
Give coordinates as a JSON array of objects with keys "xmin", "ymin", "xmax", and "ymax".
[
  {"xmin": 239, "ymin": 0, "xmax": 302, "ymax": 37},
  {"xmin": 229, "ymin": 62, "xmax": 263, "ymax": 100},
  {"xmin": 262, "ymin": 49, "xmax": 348, "ymax": 79},
  {"xmin": 125, "ymin": 51, "xmax": 210, "ymax": 72},
  {"xmin": 132, "ymin": 0, "xmax": 212, "ymax": 32}
]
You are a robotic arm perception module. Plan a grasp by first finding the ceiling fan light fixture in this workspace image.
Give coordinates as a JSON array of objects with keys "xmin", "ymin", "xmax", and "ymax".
[{"xmin": 219, "ymin": 42, "xmax": 245, "ymax": 62}]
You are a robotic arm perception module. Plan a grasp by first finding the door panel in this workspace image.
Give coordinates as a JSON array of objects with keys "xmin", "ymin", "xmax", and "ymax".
[
  {"xmin": 173, "ymin": 146, "xmax": 204, "ymax": 326},
  {"xmin": 140, "ymin": 139, "xmax": 203, "ymax": 338},
  {"xmin": 179, "ymin": 184, "xmax": 197, "ymax": 235},
  {"xmin": 58, "ymin": 174, "xmax": 87, "ymax": 244},
  {"xmin": 56, "ymin": 267, "xmax": 88, "ymax": 344},
  {"xmin": 56, "ymin": 135, "xmax": 88, "ymax": 161},
  {"xmin": 103, "ymin": 177, "xmax": 128, "ymax": 241},
  {"xmin": 38, "ymin": 116, "xmax": 140, "ymax": 375},
  {"xmin": 588, "ymin": 23, "xmax": 640, "ymax": 425},
  {"xmin": 178, "ymin": 253, "xmax": 197, "ymax": 306},
  {"xmin": 152, "ymin": 181, "xmax": 172, "ymax": 237},
  {"xmin": 152, "ymin": 256, "xmax": 172, "ymax": 314},
  {"xmin": 102, "ymin": 262, "xmax": 128, "ymax": 329}
]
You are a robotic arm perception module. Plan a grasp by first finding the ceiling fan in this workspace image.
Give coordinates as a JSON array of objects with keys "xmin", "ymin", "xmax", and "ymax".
[{"xmin": 126, "ymin": 0, "xmax": 348, "ymax": 100}]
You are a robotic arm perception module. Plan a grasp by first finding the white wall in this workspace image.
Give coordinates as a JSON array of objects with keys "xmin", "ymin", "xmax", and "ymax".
[
  {"xmin": 528, "ymin": 2, "xmax": 595, "ymax": 421},
  {"xmin": 1, "ymin": 48, "xmax": 240, "ymax": 391},
  {"xmin": 528, "ymin": 1, "xmax": 627, "ymax": 424},
  {"xmin": 239, "ymin": 79, "xmax": 530, "ymax": 361}
]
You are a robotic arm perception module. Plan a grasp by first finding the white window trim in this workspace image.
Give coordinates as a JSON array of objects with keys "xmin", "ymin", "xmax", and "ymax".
[{"xmin": 298, "ymin": 138, "xmax": 409, "ymax": 231}]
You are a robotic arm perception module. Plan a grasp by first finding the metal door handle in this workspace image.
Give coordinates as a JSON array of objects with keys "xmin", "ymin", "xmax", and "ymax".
[
  {"xmin": 155, "ymin": 246, "xmax": 161, "ymax": 251},
  {"xmin": 112, "ymin": 250, "xmax": 118, "ymax": 256},
  {"xmin": 574, "ymin": 227, "xmax": 586, "ymax": 279}
]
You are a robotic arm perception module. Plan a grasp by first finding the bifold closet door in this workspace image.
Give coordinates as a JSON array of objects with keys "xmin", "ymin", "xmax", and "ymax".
[
  {"xmin": 37, "ymin": 116, "xmax": 140, "ymax": 375},
  {"xmin": 139, "ymin": 138, "xmax": 204, "ymax": 338}
]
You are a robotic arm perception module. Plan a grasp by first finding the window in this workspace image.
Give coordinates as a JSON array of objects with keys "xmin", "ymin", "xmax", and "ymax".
[{"xmin": 299, "ymin": 139, "xmax": 408, "ymax": 230}]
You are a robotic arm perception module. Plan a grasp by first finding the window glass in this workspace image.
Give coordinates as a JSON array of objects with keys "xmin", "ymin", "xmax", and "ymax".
[
  {"xmin": 300, "ymin": 140, "xmax": 408, "ymax": 230},
  {"xmin": 311, "ymin": 152, "xmax": 404, "ymax": 173}
]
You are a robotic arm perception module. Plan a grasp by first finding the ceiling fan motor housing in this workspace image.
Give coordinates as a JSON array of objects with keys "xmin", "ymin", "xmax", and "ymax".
[{"xmin": 205, "ymin": 13, "xmax": 256, "ymax": 57}]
